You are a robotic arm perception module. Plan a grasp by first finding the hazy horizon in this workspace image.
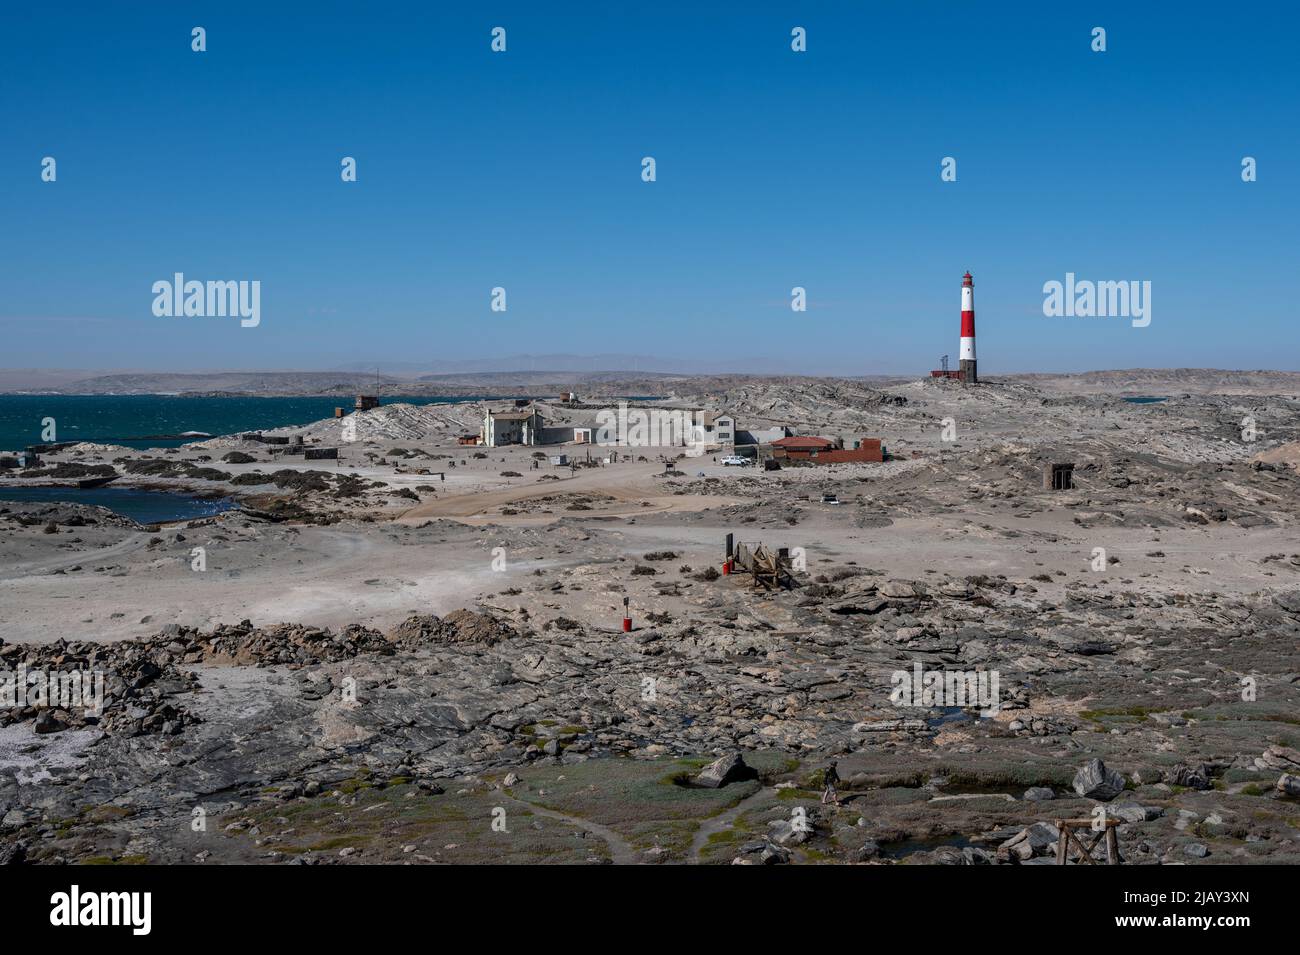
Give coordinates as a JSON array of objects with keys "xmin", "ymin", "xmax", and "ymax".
[{"xmin": 4, "ymin": 359, "xmax": 1300, "ymax": 393}]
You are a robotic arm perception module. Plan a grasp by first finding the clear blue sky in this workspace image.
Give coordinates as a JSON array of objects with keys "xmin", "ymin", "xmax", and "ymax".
[{"xmin": 2, "ymin": 2, "xmax": 1296, "ymax": 375}]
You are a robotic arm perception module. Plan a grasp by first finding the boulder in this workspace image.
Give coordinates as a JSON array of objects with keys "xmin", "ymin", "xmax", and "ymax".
[
  {"xmin": 33, "ymin": 710, "xmax": 66, "ymax": 735},
  {"xmin": 1023, "ymin": 787, "xmax": 1055, "ymax": 802},
  {"xmin": 1276, "ymin": 773, "xmax": 1300, "ymax": 797},
  {"xmin": 879, "ymin": 581, "xmax": 918, "ymax": 599},
  {"xmin": 997, "ymin": 822, "xmax": 1059, "ymax": 862},
  {"xmin": 1164, "ymin": 762, "xmax": 1212, "ymax": 790},
  {"xmin": 829, "ymin": 595, "xmax": 888, "ymax": 615},
  {"xmin": 695, "ymin": 752, "xmax": 757, "ymax": 789},
  {"xmin": 768, "ymin": 818, "xmax": 812, "ymax": 846},
  {"xmin": 937, "ymin": 582, "xmax": 974, "ymax": 600},
  {"xmin": 0, "ymin": 841, "xmax": 27, "ymax": 865},
  {"xmin": 731, "ymin": 839, "xmax": 788, "ymax": 865},
  {"xmin": 1110, "ymin": 804, "xmax": 1163, "ymax": 824},
  {"xmin": 846, "ymin": 839, "xmax": 881, "ymax": 862},
  {"xmin": 1073, "ymin": 758, "xmax": 1125, "ymax": 801},
  {"xmin": 1260, "ymin": 745, "xmax": 1300, "ymax": 772}
]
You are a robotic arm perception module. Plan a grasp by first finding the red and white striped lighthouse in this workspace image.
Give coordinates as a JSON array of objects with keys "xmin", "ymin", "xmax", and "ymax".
[{"xmin": 959, "ymin": 271, "xmax": 977, "ymax": 383}]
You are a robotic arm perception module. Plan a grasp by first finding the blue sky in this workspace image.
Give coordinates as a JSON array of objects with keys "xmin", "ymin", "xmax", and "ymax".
[{"xmin": 2, "ymin": 2, "xmax": 1297, "ymax": 375}]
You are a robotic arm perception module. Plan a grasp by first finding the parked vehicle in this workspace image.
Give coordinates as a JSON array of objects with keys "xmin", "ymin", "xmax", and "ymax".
[{"xmin": 720, "ymin": 455, "xmax": 751, "ymax": 467}]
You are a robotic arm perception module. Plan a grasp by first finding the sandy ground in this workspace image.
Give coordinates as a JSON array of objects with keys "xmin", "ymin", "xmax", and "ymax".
[
  {"xmin": 3, "ymin": 376, "xmax": 1298, "ymax": 645},
  {"xmin": 2, "ymin": 443, "xmax": 1290, "ymax": 643}
]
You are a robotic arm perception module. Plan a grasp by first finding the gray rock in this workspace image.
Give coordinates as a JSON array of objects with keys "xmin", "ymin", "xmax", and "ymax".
[
  {"xmin": 695, "ymin": 752, "xmax": 757, "ymax": 789},
  {"xmin": 1275, "ymin": 773, "xmax": 1300, "ymax": 797},
  {"xmin": 846, "ymin": 839, "xmax": 880, "ymax": 862},
  {"xmin": 759, "ymin": 844, "xmax": 790, "ymax": 865},
  {"xmin": 767, "ymin": 818, "xmax": 812, "ymax": 846},
  {"xmin": 1109, "ymin": 805, "xmax": 1142, "ymax": 824},
  {"xmin": 998, "ymin": 821, "xmax": 1059, "ymax": 861},
  {"xmin": 0, "ymin": 841, "xmax": 27, "ymax": 865},
  {"xmin": 829, "ymin": 595, "xmax": 888, "ymax": 615},
  {"xmin": 1023, "ymin": 786, "xmax": 1055, "ymax": 801},
  {"xmin": 1110, "ymin": 804, "xmax": 1163, "ymax": 823},
  {"xmin": 33, "ymin": 710, "xmax": 66, "ymax": 735},
  {"xmin": 1073, "ymin": 758, "xmax": 1125, "ymax": 801},
  {"xmin": 879, "ymin": 581, "xmax": 918, "ymax": 599},
  {"xmin": 732, "ymin": 839, "xmax": 788, "ymax": 865},
  {"xmin": 852, "ymin": 718, "xmax": 927, "ymax": 733},
  {"xmin": 1164, "ymin": 762, "xmax": 1211, "ymax": 790},
  {"xmin": 1261, "ymin": 745, "xmax": 1300, "ymax": 772},
  {"xmin": 1184, "ymin": 842, "xmax": 1209, "ymax": 858},
  {"xmin": 924, "ymin": 845, "xmax": 971, "ymax": 865}
]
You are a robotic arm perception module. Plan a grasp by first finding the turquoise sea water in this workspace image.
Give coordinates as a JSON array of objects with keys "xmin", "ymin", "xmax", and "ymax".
[{"xmin": 0, "ymin": 394, "xmax": 487, "ymax": 451}]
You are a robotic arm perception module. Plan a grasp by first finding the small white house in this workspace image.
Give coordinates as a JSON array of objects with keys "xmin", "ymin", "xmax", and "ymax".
[
  {"xmin": 710, "ymin": 414, "xmax": 735, "ymax": 447},
  {"xmin": 695, "ymin": 412, "xmax": 735, "ymax": 448}
]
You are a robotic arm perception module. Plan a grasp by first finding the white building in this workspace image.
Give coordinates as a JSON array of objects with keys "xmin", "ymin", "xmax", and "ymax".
[
  {"xmin": 481, "ymin": 406, "xmax": 544, "ymax": 447},
  {"xmin": 700, "ymin": 412, "xmax": 735, "ymax": 447}
]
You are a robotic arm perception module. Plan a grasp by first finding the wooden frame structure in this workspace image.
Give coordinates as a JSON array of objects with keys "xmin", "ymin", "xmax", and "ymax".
[
  {"xmin": 1054, "ymin": 818, "xmax": 1121, "ymax": 865},
  {"xmin": 732, "ymin": 541, "xmax": 798, "ymax": 590}
]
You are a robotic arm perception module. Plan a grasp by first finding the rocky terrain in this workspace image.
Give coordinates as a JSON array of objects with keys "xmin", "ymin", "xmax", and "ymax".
[
  {"xmin": 7, "ymin": 366, "xmax": 1299, "ymax": 400},
  {"xmin": 2, "ymin": 370, "xmax": 1298, "ymax": 865}
]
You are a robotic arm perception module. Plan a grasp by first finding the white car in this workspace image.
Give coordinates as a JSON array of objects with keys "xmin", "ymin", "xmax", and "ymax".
[{"xmin": 720, "ymin": 455, "xmax": 751, "ymax": 467}]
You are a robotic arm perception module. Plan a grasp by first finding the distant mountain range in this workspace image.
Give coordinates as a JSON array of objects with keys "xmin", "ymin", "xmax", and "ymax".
[
  {"xmin": 0, "ymin": 368, "xmax": 686, "ymax": 398},
  {"xmin": 2, "ymin": 366, "xmax": 1298, "ymax": 397},
  {"xmin": 327, "ymin": 354, "xmax": 813, "ymax": 377}
]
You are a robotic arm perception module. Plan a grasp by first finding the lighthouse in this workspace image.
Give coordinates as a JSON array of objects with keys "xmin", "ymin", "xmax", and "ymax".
[{"xmin": 959, "ymin": 271, "xmax": 977, "ymax": 384}]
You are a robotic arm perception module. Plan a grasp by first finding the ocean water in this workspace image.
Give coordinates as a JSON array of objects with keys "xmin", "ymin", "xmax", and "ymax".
[
  {"xmin": 0, "ymin": 486, "xmax": 237, "ymax": 524},
  {"xmin": 0, "ymin": 394, "xmax": 487, "ymax": 451}
]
